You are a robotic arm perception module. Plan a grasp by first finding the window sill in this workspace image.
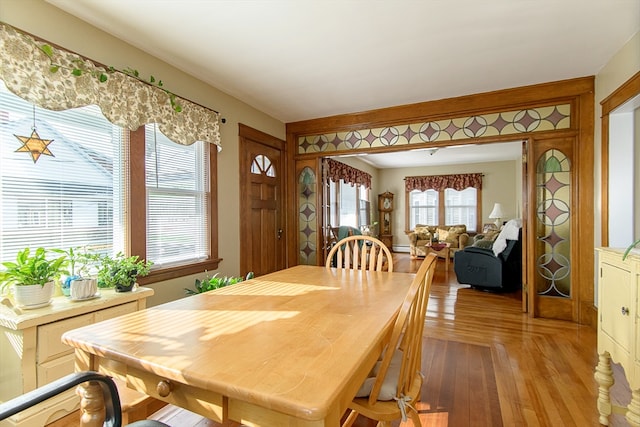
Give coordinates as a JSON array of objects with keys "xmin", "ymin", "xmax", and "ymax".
[{"xmin": 138, "ymin": 258, "xmax": 223, "ymax": 285}]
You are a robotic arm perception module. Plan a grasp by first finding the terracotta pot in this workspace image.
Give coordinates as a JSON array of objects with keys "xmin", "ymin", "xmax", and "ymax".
[{"xmin": 14, "ymin": 281, "xmax": 54, "ymax": 308}]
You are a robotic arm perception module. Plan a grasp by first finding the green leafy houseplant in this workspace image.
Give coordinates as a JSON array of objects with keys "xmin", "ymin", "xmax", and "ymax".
[
  {"xmin": 94, "ymin": 252, "xmax": 153, "ymax": 292},
  {"xmin": 0, "ymin": 247, "xmax": 66, "ymax": 292},
  {"xmin": 185, "ymin": 272, "xmax": 254, "ymax": 295},
  {"xmin": 51, "ymin": 247, "xmax": 97, "ymax": 297},
  {"xmin": 52, "ymin": 247, "xmax": 95, "ymax": 279}
]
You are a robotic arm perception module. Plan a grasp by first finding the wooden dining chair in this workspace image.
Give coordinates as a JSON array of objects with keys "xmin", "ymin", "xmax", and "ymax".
[
  {"xmin": 342, "ymin": 253, "xmax": 437, "ymax": 427},
  {"xmin": 326, "ymin": 235, "xmax": 393, "ymax": 272}
]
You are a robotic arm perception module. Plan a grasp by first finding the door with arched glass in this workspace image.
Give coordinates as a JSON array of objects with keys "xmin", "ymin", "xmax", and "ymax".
[{"xmin": 239, "ymin": 124, "xmax": 286, "ymax": 276}]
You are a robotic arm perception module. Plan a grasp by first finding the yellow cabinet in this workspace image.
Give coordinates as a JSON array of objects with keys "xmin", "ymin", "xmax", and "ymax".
[
  {"xmin": 595, "ymin": 248, "xmax": 640, "ymax": 426},
  {"xmin": 0, "ymin": 288, "xmax": 153, "ymax": 426}
]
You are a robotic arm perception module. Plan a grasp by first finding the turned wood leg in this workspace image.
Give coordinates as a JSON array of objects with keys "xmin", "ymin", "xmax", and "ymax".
[
  {"xmin": 594, "ymin": 351, "xmax": 614, "ymax": 426},
  {"xmin": 626, "ymin": 390, "xmax": 640, "ymax": 427},
  {"xmin": 76, "ymin": 381, "xmax": 106, "ymax": 427}
]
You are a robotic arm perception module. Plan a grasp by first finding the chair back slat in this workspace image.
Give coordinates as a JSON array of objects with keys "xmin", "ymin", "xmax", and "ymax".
[
  {"xmin": 367, "ymin": 253, "xmax": 437, "ymax": 405},
  {"xmin": 326, "ymin": 235, "xmax": 393, "ymax": 272}
]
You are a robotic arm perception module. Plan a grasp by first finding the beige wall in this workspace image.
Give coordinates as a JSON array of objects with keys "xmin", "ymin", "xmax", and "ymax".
[
  {"xmin": 2, "ymin": 0, "xmax": 286, "ymax": 306},
  {"xmin": 378, "ymin": 160, "xmax": 520, "ymax": 250},
  {"xmin": 594, "ymin": 31, "xmax": 640, "ymax": 248}
]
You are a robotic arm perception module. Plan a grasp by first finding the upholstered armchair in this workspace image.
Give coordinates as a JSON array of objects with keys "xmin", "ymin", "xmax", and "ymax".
[
  {"xmin": 405, "ymin": 224, "xmax": 470, "ymax": 258},
  {"xmin": 453, "ymin": 220, "xmax": 522, "ymax": 291}
]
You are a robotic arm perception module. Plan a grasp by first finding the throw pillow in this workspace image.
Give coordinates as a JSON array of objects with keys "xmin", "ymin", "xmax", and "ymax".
[
  {"xmin": 439, "ymin": 228, "xmax": 461, "ymax": 247},
  {"xmin": 483, "ymin": 230, "xmax": 500, "ymax": 241},
  {"xmin": 436, "ymin": 228, "xmax": 449, "ymax": 242},
  {"xmin": 355, "ymin": 349, "xmax": 403, "ymax": 401},
  {"xmin": 473, "ymin": 239, "xmax": 494, "ymax": 249}
]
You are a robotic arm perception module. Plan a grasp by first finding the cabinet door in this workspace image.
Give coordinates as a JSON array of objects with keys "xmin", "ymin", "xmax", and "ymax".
[
  {"xmin": 600, "ymin": 261, "xmax": 632, "ymax": 355},
  {"xmin": 37, "ymin": 353, "xmax": 76, "ymax": 387}
]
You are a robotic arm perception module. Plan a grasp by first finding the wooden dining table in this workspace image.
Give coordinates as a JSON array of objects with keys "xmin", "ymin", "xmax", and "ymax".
[{"xmin": 62, "ymin": 265, "xmax": 415, "ymax": 427}]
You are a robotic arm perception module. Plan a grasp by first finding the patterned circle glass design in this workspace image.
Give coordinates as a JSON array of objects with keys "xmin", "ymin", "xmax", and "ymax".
[{"xmin": 535, "ymin": 149, "xmax": 571, "ymax": 298}]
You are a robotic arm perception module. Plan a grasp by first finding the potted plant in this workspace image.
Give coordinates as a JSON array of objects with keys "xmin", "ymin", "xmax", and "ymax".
[
  {"xmin": 95, "ymin": 252, "xmax": 153, "ymax": 292},
  {"xmin": 185, "ymin": 272, "xmax": 254, "ymax": 295},
  {"xmin": 0, "ymin": 247, "xmax": 66, "ymax": 308},
  {"xmin": 52, "ymin": 247, "xmax": 97, "ymax": 298}
]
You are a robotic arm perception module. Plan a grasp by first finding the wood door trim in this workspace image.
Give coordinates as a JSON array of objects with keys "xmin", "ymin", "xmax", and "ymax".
[{"xmin": 600, "ymin": 71, "xmax": 640, "ymax": 247}]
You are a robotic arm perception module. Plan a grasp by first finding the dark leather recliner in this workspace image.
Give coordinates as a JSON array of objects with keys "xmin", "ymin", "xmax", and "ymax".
[{"xmin": 453, "ymin": 230, "xmax": 522, "ymax": 291}]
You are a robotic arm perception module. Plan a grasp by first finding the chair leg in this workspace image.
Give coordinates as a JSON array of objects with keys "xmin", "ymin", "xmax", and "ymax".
[
  {"xmin": 409, "ymin": 410, "xmax": 422, "ymax": 426},
  {"xmin": 376, "ymin": 421, "xmax": 392, "ymax": 427},
  {"xmin": 341, "ymin": 409, "xmax": 358, "ymax": 427}
]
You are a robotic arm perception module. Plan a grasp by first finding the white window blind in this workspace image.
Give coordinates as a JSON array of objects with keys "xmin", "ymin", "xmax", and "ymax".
[
  {"xmin": 409, "ymin": 189, "xmax": 439, "ymax": 229},
  {"xmin": 145, "ymin": 125, "xmax": 209, "ymax": 267},
  {"xmin": 445, "ymin": 187, "xmax": 477, "ymax": 232},
  {"xmin": 0, "ymin": 80, "xmax": 125, "ymax": 263}
]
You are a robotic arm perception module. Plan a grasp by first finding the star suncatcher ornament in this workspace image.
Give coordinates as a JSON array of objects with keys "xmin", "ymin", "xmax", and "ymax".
[{"xmin": 14, "ymin": 129, "xmax": 55, "ymax": 163}]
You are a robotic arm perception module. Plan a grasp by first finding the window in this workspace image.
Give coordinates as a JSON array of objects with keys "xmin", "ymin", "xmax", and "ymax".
[
  {"xmin": 405, "ymin": 173, "xmax": 482, "ymax": 232},
  {"xmin": 0, "ymin": 80, "xmax": 218, "ymax": 279},
  {"xmin": 1, "ymin": 82, "xmax": 125, "ymax": 261},
  {"xmin": 408, "ymin": 187, "xmax": 479, "ymax": 232},
  {"xmin": 409, "ymin": 189, "xmax": 439, "ymax": 228},
  {"xmin": 328, "ymin": 180, "xmax": 370, "ymax": 229},
  {"xmin": 445, "ymin": 187, "xmax": 477, "ymax": 228},
  {"xmin": 145, "ymin": 125, "xmax": 210, "ymax": 268}
]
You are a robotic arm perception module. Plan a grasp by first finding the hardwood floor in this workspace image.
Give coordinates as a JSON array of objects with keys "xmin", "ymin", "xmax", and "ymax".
[{"xmin": 51, "ymin": 253, "xmax": 629, "ymax": 426}]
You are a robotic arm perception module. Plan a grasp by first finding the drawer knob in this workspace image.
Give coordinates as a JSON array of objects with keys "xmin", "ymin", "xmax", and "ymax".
[
  {"xmin": 621, "ymin": 307, "xmax": 630, "ymax": 316},
  {"xmin": 157, "ymin": 380, "xmax": 172, "ymax": 397}
]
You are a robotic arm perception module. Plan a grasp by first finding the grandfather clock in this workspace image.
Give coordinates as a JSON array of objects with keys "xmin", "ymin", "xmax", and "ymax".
[{"xmin": 378, "ymin": 192, "xmax": 394, "ymax": 250}]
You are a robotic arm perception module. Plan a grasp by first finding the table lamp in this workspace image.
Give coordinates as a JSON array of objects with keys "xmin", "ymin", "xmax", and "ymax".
[{"xmin": 489, "ymin": 203, "xmax": 504, "ymax": 228}]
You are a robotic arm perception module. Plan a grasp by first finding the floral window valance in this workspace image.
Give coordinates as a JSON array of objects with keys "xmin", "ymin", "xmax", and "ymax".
[
  {"xmin": 325, "ymin": 159, "xmax": 371, "ymax": 188},
  {"xmin": 0, "ymin": 23, "xmax": 221, "ymax": 147},
  {"xmin": 405, "ymin": 173, "xmax": 483, "ymax": 192}
]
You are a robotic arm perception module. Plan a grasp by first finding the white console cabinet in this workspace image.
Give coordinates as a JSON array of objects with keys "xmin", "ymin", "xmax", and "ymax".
[
  {"xmin": 595, "ymin": 247, "xmax": 640, "ymax": 426},
  {"xmin": 0, "ymin": 287, "xmax": 153, "ymax": 426}
]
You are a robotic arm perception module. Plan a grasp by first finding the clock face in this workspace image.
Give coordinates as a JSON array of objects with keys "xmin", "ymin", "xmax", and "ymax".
[{"xmin": 383, "ymin": 198, "xmax": 391, "ymax": 209}]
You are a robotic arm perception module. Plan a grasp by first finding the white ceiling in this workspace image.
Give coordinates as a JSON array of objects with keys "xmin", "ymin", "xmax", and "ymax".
[
  {"xmin": 46, "ymin": 0, "xmax": 639, "ymax": 125},
  {"xmin": 335, "ymin": 140, "xmax": 522, "ymax": 169}
]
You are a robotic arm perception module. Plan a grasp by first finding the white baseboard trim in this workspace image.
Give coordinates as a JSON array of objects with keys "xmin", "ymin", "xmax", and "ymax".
[{"xmin": 393, "ymin": 245, "xmax": 410, "ymax": 253}]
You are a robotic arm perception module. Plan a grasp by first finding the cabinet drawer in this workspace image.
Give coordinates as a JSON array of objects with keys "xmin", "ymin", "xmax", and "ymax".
[
  {"xmin": 95, "ymin": 301, "xmax": 137, "ymax": 322},
  {"xmin": 37, "ymin": 352, "xmax": 76, "ymax": 387},
  {"xmin": 38, "ymin": 313, "xmax": 93, "ymax": 363},
  {"xmin": 126, "ymin": 366, "xmax": 225, "ymax": 422}
]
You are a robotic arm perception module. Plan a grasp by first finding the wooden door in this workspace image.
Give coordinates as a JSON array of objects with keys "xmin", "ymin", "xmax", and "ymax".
[
  {"xmin": 527, "ymin": 136, "xmax": 576, "ymax": 320},
  {"xmin": 239, "ymin": 125, "xmax": 286, "ymax": 276}
]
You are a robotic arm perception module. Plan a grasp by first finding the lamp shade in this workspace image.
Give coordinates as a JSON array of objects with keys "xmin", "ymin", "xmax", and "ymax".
[{"xmin": 489, "ymin": 203, "xmax": 504, "ymax": 219}]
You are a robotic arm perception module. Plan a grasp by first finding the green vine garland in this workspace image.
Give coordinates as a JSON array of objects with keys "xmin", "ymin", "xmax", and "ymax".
[{"xmin": 38, "ymin": 43, "xmax": 182, "ymax": 112}]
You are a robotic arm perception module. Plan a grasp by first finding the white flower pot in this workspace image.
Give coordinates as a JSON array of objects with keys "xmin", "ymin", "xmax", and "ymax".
[
  {"xmin": 70, "ymin": 278, "xmax": 98, "ymax": 300},
  {"xmin": 14, "ymin": 281, "xmax": 54, "ymax": 308}
]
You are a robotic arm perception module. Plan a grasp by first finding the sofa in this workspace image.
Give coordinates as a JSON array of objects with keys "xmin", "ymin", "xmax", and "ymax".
[
  {"xmin": 453, "ymin": 221, "xmax": 522, "ymax": 291},
  {"xmin": 405, "ymin": 224, "xmax": 470, "ymax": 258}
]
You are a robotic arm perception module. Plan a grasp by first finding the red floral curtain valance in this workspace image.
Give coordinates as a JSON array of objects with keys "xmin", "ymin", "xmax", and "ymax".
[
  {"xmin": 325, "ymin": 159, "xmax": 371, "ymax": 188},
  {"xmin": 405, "ymin": 173, "xmax": 483, "ymax": 192}
]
